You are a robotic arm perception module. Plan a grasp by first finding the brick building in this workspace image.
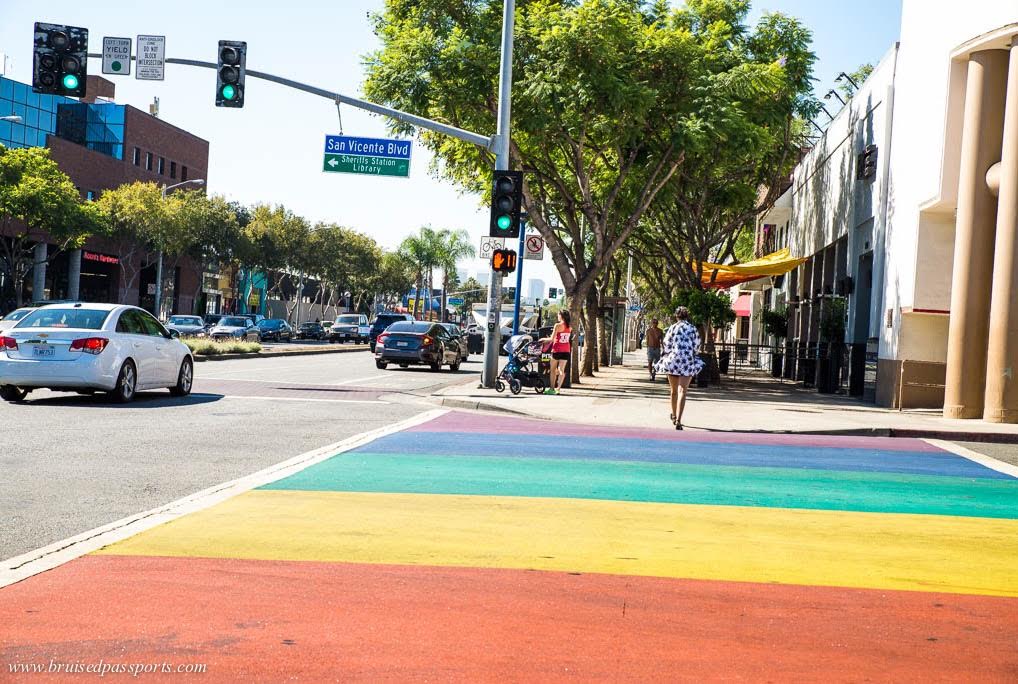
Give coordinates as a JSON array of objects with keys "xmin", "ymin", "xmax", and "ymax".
[{"xmin": 0, "ymin": 74, "xmax": 209, "ymax": 316}]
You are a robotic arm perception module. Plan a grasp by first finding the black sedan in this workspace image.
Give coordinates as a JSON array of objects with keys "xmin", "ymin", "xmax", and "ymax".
[
  {"xmin": 296, "ymin": 322, "xmax": 327, "ymax": 340},
  {"xmin": 439, "ymin": 323, "xmax": 470, "ymax": 362},
  {"xmin": 257, "ymin": 318, "xmax": 293, "ymax": 342},
  {"xmin": 165, "ymin": 315, "xmax": 207, "ymax": 338},
  {"xmin": 375, "ymin": 321, "xmax": 463, "ymax": 371}
]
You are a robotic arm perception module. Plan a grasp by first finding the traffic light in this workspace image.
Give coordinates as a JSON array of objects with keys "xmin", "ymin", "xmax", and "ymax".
[
  {"xmin": 33, "ymin": 22, "xmax": 88, "ymax": 97},
  {"xmin": 491, "ymin": 249, "xmax": 518, "ymax": 275},
  {"xmin": 216, "ymin": 40, "xmax": 247, "ymax": 107},
  {"xmin": 549, "ymin": 287, "xmax": 557, "ymax": 299},
  {"xmin": 488, "ymin": 170, "xmax": 523, "ymax": 238}
]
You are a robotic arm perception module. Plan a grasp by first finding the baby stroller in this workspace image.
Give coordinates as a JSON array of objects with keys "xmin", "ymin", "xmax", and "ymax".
[{"xmin": 496, "ymin": 334, "xmax": 547, "ymax": 395}]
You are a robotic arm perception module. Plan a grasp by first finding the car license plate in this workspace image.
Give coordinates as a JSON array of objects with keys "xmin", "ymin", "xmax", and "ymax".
[
  {"xmin": 33, "ymin": 345, "xmax": 55, "ymax": 357},
  {"xmin": 396, "ymin": 341, "xmax": 409, "ymax": 347}
]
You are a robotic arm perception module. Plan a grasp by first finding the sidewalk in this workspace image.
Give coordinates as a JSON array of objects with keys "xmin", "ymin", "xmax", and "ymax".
[{"xmin": 436, "ymin": 352, "xmax": 1018, "ymax": 443}]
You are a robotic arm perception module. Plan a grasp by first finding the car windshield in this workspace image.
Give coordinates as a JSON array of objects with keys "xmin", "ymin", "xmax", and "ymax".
[
  {"xmin": 374, "ymin": 315, "xmax": 405, "ymax": 327},
  {"xmin": 17, "ymin": 308, "xmax": 110, "ymax": 330},
  {"xmin": 387, "ymin": 322, "xmax": 432, "ymax": 334},
  {"xmin": 3, "ymin": 308, "xmax": 33, "ymax": 321},
  {"xmin": 220, "ymin": 317, "xmax": 249, "ymax": 327},
  {"xmin": 300, "ymin": 323, "xmax": 319, "ymax": 329},
  {"xmin": 337, "ymin": 315, "xmax": 359, "ymax": 324},
  {"xmin": 169, "ymin": 316, "xmax": 199, "ymax": 325}
]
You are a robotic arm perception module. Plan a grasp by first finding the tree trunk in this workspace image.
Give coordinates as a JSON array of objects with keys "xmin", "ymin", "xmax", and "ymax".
[
  {"xmin": 598, "ymin": 308, "xmax": 610, "ymax": 368},
  {"xmin": 441, "ymin": 273, "xmax": 448, "ymax": 323},
  {"xmin": 581, "ymin": 287, "xmax": 599, "ymax": 377},
  {"xmin": 568, "ymin": 296, "xmax": 584, "ymax": 384}
]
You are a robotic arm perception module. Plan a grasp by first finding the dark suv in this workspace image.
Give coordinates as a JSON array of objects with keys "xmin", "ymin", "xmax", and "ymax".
[{"xmin": 368, "ymin": 313, "xmax": 415, "ymax": 352}]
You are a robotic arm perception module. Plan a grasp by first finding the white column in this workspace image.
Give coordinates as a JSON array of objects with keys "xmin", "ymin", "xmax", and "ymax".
[
  {"xmin": 67, "ymin": 249, "xmax": 82, "ymax": 300},
  {"xmin": 32, "ymin": 242, "xmax": 47, "ymax": 302}
]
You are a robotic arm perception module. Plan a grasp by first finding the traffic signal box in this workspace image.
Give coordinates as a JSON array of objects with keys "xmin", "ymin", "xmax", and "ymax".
[
  {"xmin": 488, "ymin": 170, "xmax": 523, "ymax": 238},
  {"xmin": 33, "ymin": 23, "xmax": 88, "ymax": 97},
  {"xmin": 491, "ymin": 249, "xmax": 518, "ymax": 275},
  {"xmin": 217, "ymin": 40, "xmax": 247, "ymax": 107}
]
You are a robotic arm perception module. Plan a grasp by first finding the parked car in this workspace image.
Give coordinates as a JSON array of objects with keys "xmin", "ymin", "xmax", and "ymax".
[
  {"xmin": 368, "ymin": 313, "xmax": 415, "ymax": 352},
  {"xmin": 0, "ymin": 307, "xmax": 35, "ymax": 334},
  {"xmin": 320, "ymin": 320, "xmax": 334, "ymax": 333},
  {"xmin": 209, "ymin": 316, "xmax": 261, "ymax": 342},
  {"xmin": 165, "ymin": 315, "xmax": 207, "ymax": 338},
  {"xmin": 439, "ymin": 323, "xmax": 470, "ymax": 362},
  {"xmin": 375, "ymin": 321, "xmax": 463, "ymax": 371},
  {"xmin": 0, "ymin": 303, "xmax": 193, "ymax": 403},
  {"xmin": 257, "ymin": 318, "xmax": 293, "ymax": 342},
  {"xmin": 202, "ymin": 313, "xmax": 225, "ymax": 330},
  {"xmin": 330, "ymin": 314, "xmax": 369, "ymax": 344},
  {"xmin": 295, "ymin": 322, "xmax": 327, "ymax": 340}
]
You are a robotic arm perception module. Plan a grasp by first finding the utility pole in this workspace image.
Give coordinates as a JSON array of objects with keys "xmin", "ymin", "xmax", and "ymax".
[
  {"xmin": 157, "ymin": 178, "xmax": 204, "ymax": 319},
  {"xmin": 482, "ymin": 0, "xmax": 516, "ymax": 387}
]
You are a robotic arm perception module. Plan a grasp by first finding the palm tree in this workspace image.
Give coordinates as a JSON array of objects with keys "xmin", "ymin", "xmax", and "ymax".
[
  {"xmin": 398, "ymin": 227, "xmax": 443, "ymax": 319},
  {"xmin": 435, "ymin": 228, "xmax": 474, "ymax": 322}
]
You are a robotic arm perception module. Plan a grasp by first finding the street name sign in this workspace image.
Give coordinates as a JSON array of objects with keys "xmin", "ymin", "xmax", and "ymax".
[
  {"xmin": 102, "ymin": 37, "xmax": 131, "ymax": 76},
  {"xmin": 323, "ymin": 135, "xmax": 412, "ymax": 177},
  {"xmin": 136, "ymin": 35, "xmax": 165, "ymax": 80}
]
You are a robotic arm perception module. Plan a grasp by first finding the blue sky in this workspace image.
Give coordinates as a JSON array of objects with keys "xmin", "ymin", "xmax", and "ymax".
[{"xmin": 0, "ymin": 0, "xmax": 902, "ymax": 289}]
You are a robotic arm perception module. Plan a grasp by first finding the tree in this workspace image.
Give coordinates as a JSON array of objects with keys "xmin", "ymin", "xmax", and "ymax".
[
  {"xmin": 454, "ymin": 276, "xmax": 487, "ymax": 317},
  {"xmin": 243, "ymin": 204, "xmax": 311, "ymax": 320},
  {"xmin": 398, "ymin": 227, "xmax": 443, "ymax": 319},
  {"xmin": 94, "ymin": 182, "xmax": 172, "ymax": 305},
  {"xmin": 365, "ymin": 0, "xmax": 809, "ymax": 381},
  {"xmin": 434, "ymin": 228, "xmax": 474, "ymax": 321},
  {"xmin": 629, "ymin": 8, "xmax": 817, "ymax": 301},
  {"xmin": 0, "ymin": 146, "xmax": 97, "ymax": 306},
  {"xmin": 175, "ymin": 191, "xmax": 242, "ymax": 314},
  {"xmin": 370, "ymin": 251, "xmax": 415, "ymax": 311}
]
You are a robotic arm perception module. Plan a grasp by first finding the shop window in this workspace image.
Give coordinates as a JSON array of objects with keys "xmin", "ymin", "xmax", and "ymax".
[
  {"xmin": 133, "ymin": 147, "xmax": 140, "ymax": 165},
  {"xmin": 170, "ymin": 161, "xmax": 177, "ymax": 179}
]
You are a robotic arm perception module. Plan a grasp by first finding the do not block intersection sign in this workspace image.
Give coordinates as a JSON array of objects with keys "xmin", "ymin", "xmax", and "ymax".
[{"xmin": 323, "ymin": 135, "xmax": 412, "ymax": 178}]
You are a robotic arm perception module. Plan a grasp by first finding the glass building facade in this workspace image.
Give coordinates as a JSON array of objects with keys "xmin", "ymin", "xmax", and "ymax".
[{"xmin": 0, "ymin": 76, "xmax": 124, "ymax": 159}]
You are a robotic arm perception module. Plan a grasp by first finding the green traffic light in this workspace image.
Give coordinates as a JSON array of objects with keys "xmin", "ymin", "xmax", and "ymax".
[
  {"xmin": 61, "ymin": 74, "xmax": 79, "ymax": 90},
  {"xmin": 497, "ymin": 215, "xmax": 512, "ymax": 231},
  {"xmin": 221, "ymin": 84, "xmax": 237, "ymax": 101}
]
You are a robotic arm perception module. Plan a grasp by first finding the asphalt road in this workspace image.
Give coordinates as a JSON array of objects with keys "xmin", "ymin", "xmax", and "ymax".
[{"xmin": 0, "ymin": 348, "xmax": 479, "ymax": 560}]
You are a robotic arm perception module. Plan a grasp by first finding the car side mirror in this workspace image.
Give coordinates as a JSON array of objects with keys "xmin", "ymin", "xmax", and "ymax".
[{"xmin": 169, "ymin": 329, "xmax": 180, "ymax": 339}]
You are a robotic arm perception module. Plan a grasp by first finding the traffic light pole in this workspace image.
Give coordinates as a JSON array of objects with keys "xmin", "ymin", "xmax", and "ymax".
[
  {"xmin": 481, "ymin": 0, "xmax": 516, "ymax": 388},
  {"xmin": 511, "ymin": 219, "xmax": 526, "ymax": 335}
]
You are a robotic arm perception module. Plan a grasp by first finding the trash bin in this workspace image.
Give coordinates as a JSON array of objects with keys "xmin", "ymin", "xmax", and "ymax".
[
  {"xmin": 695, "ymin": 353, "xmax": 711, "ymax": 388},
  {"xmin": 718, "ymin": 349, "xmax": 731, "ymax": 375},
  {"xmin": 771, "ymin": 351, "xmax": 784, "ymax": 378}
]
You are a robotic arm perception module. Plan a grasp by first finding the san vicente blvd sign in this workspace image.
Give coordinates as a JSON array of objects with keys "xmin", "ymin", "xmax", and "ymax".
[{"xmin": 322, "ymin": 134, "xmax": 412, "ymax": 178}]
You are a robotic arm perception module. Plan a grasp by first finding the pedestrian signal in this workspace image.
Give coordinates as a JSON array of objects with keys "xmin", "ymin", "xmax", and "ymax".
[{"xmin": 491, "ymin": 249, "xmax": 517, "ymax": 275}]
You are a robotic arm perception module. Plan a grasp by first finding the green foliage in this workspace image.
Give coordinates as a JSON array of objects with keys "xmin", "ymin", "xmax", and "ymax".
[
  {"xmin": 758, "ymin": 305, "xmax": 788, "ymax": 339},
  {"xmin": 674, "ymin": 288, "xmax": 737, "ymax": 330},
  {"xmin": 820, "ymin": 297, "xmax": 847, "ymax": 342},
  {"xmin": 0, "ymin": 146, "xmax": 96, "ymax": 304},
  {"xmin": 184, "ymin": 338, "xmax": 261, "ymax": 356}
]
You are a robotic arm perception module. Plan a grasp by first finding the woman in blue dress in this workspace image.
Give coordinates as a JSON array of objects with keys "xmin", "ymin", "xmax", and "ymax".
[{"xmin": 655, "ymin": 306, "xmax": 704, "ymax": 430}]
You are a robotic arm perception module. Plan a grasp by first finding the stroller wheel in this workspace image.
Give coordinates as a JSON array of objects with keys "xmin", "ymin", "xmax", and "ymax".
[
  {"xmin": 509, "ymin": 379, "xmax": 522, "ymax": 395},
  {"xmin": 533, "ymin": 378, "xmax": 546, "ymax": 394},
  {"xmin": 495, "ymin": 380, "xmax": 506, "ymax": 393}
]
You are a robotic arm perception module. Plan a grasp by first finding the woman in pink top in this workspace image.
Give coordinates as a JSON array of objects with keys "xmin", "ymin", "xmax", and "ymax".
[{"xmin": 540, "ymin": 310, "xmax": 572, "ymax": 395}]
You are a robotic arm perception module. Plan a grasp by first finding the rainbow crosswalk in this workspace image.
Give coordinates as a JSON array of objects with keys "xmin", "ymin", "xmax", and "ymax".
[{"xmin": 3, "ymin": 411, "xmax": 1017, "ymax": 681}]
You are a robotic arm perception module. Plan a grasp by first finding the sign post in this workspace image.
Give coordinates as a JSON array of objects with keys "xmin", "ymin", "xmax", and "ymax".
[
  {"xmin": 101, "ymin": 37, "xmax": 131, "ymax": 76},
  {"xmin": 323, "ymin": 134, "xmax": 412, "ymax": 177},
  {"xmin": 135, "ymin": 35, "xmax": 165, "ymax": 80}
]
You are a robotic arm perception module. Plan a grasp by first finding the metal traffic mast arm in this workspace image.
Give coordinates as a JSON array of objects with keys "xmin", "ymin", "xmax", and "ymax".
[{"xmin": 85, "ymin": 54, "xmax": 495, "ymax": 151}]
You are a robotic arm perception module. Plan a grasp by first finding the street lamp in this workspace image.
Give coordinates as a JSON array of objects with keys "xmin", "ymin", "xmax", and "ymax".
[
  {"xmin": 156, "ymin": 179, "xmax": 205, "ymax": 319},
  {"xmin": 0, "ymin": 115, "xmax": 22, "ymax": 123}
]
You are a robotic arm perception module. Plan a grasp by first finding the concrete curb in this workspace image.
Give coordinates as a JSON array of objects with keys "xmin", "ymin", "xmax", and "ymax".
[
  {"xmin": 193, "ymin": 346, "xmax": 368, "ymax": 363},
  {"xmin": 434, "ymin": 393, "xmax": 1018, "ymax": 444}
]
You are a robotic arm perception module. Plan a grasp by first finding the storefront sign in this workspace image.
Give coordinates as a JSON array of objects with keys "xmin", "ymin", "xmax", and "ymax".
[{"xmin": 82, "ymin": 250, "xmax": 119, "ymax": 265}]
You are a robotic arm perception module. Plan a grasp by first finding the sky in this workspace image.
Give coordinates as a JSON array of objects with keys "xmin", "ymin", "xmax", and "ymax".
[{"xmin": 0, "ymin": 0, "xmax": 903, "ymax": 292}]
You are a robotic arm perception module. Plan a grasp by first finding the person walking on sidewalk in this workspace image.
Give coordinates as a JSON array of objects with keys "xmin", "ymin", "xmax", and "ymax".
[
  {"xmin": 656, "ymin": 306, "xmax": 704, "ymax": 430},
  {"xmin": 644, "ymin": 319, "xmax": 663, "ymax": 381},
  {"xmin": 540, "ymin": 310, "xmax": 573, "ymax": 395}
]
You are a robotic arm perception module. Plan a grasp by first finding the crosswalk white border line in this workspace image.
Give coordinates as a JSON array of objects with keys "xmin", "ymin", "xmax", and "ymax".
[
  {"xmin": 923, "ymin": 438, "xmax": 1018, "ymax": 479},
  {"xmin": 0, "ymin": 408, "xmax": 449, "ymax": 589}
]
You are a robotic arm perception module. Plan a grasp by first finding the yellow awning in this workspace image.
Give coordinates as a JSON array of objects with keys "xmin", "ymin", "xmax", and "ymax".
[{"xmin": 701, "ymin": 248, "xmax": 807, "ymax": 289}]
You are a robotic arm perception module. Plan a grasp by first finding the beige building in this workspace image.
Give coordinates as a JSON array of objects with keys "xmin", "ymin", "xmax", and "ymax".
[{"xmin": 753, "ymin": 0, "xmax": 1018, "ymax": 422}]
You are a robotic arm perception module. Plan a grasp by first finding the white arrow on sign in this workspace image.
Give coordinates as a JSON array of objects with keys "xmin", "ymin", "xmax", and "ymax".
[{"xmin": 328, "ymin": 158, "xmax": 338, "ymax": 168}]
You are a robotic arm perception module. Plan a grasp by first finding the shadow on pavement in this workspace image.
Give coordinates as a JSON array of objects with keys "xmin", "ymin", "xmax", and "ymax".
[{"xmin": 15, "ymin": 392, "xmax": 225, "ymax": 409}]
